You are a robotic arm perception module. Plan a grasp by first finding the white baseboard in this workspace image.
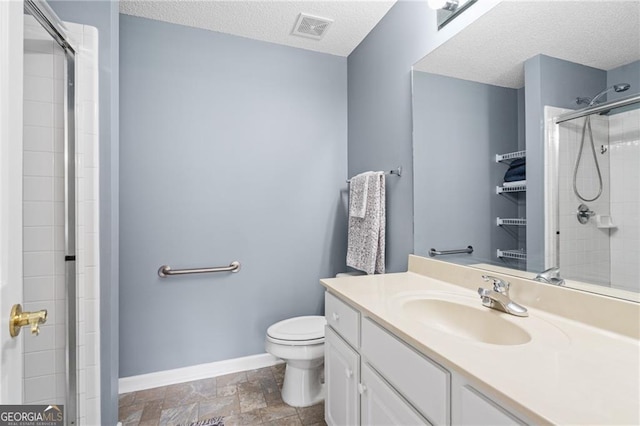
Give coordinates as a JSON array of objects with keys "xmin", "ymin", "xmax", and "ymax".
[{"xmin": 118, "ymin": 353, "xmax": 283, "ymax": 394}]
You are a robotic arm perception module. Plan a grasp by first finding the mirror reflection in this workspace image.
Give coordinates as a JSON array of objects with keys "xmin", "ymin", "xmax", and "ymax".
[{"xmin": 411, "ymin": 1, "xmax": 640, "ymax": 300}]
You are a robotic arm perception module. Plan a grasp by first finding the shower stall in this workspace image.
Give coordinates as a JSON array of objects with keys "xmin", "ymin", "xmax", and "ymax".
[
  {"xmin": 547, "ymin": 90, "xmax": 640, "ymax": 293},
  {"xmin": 0, "ymin": 1, "xmax": 100, "ymax": 424}
]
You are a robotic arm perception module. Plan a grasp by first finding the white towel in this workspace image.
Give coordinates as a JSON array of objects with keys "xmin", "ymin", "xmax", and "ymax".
[
  {"xmin": 346, "ymin": 171, "xmax": 385, "ymax": 275},
  {"xmin": 348, "ymin": 172, "xmax": 371, "ymax": 218}
]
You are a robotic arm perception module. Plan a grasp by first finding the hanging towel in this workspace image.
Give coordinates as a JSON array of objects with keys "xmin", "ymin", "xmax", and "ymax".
[
  {"xmin": 348, "ymin": 172, "xmax": 372, "ymax": 218},
  {"xmin": 347, "ymin": 171, "xmax": 385, "ymax": 275}
]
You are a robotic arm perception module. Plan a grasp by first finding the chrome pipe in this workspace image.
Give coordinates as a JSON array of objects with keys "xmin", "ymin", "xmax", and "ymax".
[
  {"xmin": 158, "ymin": 261, "xmax": 241, "ymax": 277},
  {"xmin": 428, "ymin": 245, "xmax": 473, "ymax": 257},
  {"xmin": 64, "ymin": 48, "xmax": 78, "ymax": 426},
  {"xmin": 555, "ymin": 94, "xmax": 640, "ymax": 124}
]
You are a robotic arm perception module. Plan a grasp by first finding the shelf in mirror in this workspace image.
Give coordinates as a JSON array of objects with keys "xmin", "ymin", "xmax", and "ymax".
[
  {"xmin": 497, "ymin": 249, "xmax": 527, "ymax": 261},
  {"xmin": 496, "ymin": 184, "xmax": 526, "ymax": 194},
  {"xmin": 497, "ymin": 218, "xmax": 527, "ymax": 226},
  {"xmin": 496, "ymin": 150, "xmax": 526, "ymax": 164}
]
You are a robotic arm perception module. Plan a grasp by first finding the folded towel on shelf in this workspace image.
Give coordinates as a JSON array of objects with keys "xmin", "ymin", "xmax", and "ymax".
[
  {"xmin": 502, "ymin": 180, "xmax": 526, "ymax": 188},
  {"xmin": 347, "ymin": 171, "xmax": 385, "ymax": 275},
  {"xmin": 509, "ymin": 158, "xmax": 526, "ymax": 168},
  {"xmin": 504, "ymin": 163, "xmax": 526, "ymax": 182},
  {"xmin": 348, "ymin": 172, "xmax": 372, "ymax": 218}
]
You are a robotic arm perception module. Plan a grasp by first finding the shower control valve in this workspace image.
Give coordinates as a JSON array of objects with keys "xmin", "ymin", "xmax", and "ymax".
[{"xmin": 577, "ymin": 204, "xmax": 596, "ymax": 225}]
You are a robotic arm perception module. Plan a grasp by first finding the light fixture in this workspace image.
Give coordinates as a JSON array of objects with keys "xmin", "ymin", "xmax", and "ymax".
[{"xmin": 427, "ymin": 0, "xmax": 459, "ymax": 11}]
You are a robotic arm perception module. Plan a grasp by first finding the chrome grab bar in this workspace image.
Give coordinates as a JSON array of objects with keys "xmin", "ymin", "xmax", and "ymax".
[
  {"xmin": 428, "ymin": 245, "xmax": 473, "ymax": 257},
  {"xmin": 158, "ymin": 261, "xmax": 241, "ymax": 278}
]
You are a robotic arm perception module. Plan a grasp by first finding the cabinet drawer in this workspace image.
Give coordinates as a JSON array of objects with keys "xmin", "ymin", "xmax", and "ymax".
[
  {"xmin": 361, "ymin": 318, "xmax": 450, "ymax": 425},
  {"xmin": 325, "ymin": 292, "xmax": 360, "ymax": 348},
  {"xmin": 459, "ymin": 385, "xmax": 524, "ymax": 425}
]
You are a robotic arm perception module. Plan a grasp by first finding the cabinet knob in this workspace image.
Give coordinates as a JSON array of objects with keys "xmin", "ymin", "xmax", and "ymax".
[
  {"xmin": 358, "ymin": 383, "xmax": 367, "ymax": 394},
  {"xmin": 332, "ymin": 312, "xmax": 340, "ymax": 321},
  {"xmin": 345, "ymin": 368, "xmax": 353, "ymax": 378}
]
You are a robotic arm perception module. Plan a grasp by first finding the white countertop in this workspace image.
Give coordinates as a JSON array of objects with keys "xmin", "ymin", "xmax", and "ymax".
[{"xmin": 321, "ymin": 265, "xmax": 640, "ymax": 425}]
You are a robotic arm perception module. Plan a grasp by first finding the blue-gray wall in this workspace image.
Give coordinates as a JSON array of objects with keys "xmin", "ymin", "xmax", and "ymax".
[
  {"xmin": 119, "ymin": 15, "xmax": 347, "ymax": 377},
  {"xmin": 47, "ymin": 1, "xmax": 119, "ymax": 424},
  {"xmin": 413, "ymin": 72, "xmax": 520, "ymax": 264},
  {"xmin": 347, "ymin": 1, "xmax": 433, "ymax": 273},
  {"xmin": 524, "ymin": 54, "xmax": 606, "ymax": 271}
]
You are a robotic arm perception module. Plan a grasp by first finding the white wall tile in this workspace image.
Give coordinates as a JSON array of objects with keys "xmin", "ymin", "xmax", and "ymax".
[
  {"xmin": 24, "ymin": 375, "xmax": 56, "ymax": 403},
  {"xmin": 24, "ymin": 125, "xmax": 53, "ymax": 152},
  {"xmin": 23, "ymin": 150, "xmax": 53, "ymax": 177},
  {"xmin": 24, "ymin": 350, "xmax": 56, "ymax": 378},
  {"xmin": 55, "ymin": 323, "xmax": 66, "ymax": 350},
  {"xmin": 23, "ymin": 276, "xmax": 55, "ymax": 302},
  {"xmin": 24, "ymin": 52, "xmax": 53, "ymax": 78},
  {"xmin": 54, "ymin": 349, "xmax": 66, "ymax": 374},
  {"xmin": 24, "ymin": 176, "xmax": 53, "ymax": 201},
  {"xmin": 23, "ymin": 226, "xmax": 54, "ymax": 252},
  {"xmin": 24, "ymin": 325, "xmax": 54, "ymax": 353},
  {"xmin": 24, "ymin": 252, "xmax": 54, "ymax": 277},
  {"xmin": 24, "ymin": 201, "xmax": 54, "ymax": 227},
  {"xmin": 53, "ymin": 128, "xmax": 64, "ymax": 153},
  {"xmin": 24, "ymin": 100, "xmax": 54, "ymax": 128},
  {"xmin": 24, "ymin": 75, "xmax": 54, "ymax": 102}
]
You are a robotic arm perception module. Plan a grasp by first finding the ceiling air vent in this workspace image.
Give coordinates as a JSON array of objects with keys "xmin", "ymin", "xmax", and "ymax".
[{"xmin": 292, "ymin": 13, "xmax": 333, "ymax": 40}]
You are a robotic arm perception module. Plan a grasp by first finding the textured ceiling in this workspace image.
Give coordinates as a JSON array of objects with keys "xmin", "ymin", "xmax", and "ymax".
[
  {"xmin": 119, "ymin": 0, "xmax": 396, "ymax": 57},
  {"xmin": 414, "ymin": 1, "xmax": 640, "ymax": 88}
]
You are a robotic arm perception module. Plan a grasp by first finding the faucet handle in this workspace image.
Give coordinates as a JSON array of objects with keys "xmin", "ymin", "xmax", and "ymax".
[
  {"xmin": 481, "ymin": 275, "xmax": 510, "ymax": 293},
  {"xmin": 535, "ymin": 267, "xmax": 565, "ymax": 286}
]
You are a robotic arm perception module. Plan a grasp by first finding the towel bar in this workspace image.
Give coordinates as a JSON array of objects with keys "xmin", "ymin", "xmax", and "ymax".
[
  {"xmin": 428, "ymin": 246, "xmax": 473, "ymax": 257},
  {"xmin": 347, "ymin": 166, "xmax": 402, "ymax": 183},
  {"xmin": 158, "ymin": 261, "xmax": 241, "ymax": 277}
]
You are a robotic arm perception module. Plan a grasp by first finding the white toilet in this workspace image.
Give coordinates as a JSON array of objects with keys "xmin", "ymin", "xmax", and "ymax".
[{"xmin": 265, "ymin": 315, "xmax": 327, "ymax": 407}]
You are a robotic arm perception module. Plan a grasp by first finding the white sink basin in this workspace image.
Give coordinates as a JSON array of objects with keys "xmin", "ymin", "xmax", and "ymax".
[
  {"xmin": 401, "ymin": 298, "xmax": 531, "ymax": 346},
  {"xmin": 389, "ymin": 290, "xmax": 570, "ymax": 348}
]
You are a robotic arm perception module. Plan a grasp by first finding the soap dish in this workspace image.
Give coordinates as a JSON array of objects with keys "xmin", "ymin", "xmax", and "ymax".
[{"xmin": 596, "ymin": 215, "xmax": 617, "ymax": 229}]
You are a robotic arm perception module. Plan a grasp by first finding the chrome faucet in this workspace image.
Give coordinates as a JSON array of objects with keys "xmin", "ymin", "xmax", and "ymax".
[
  {"xmin": 534, "ymin": 267, "xmax": 565, "ymax": 286},
  {"xmin": 477, "ymin": 275, "xmax": 528, "ymax": 317}
]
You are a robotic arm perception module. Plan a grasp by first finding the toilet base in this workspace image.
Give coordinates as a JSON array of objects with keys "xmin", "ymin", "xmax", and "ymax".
[{"xmin": 281, "ymin": 358, "xmax": 324, "ymax": 407}]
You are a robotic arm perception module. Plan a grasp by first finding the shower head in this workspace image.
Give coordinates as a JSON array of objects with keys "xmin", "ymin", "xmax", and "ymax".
[
  {"xmin": 613, "ymin": 83, "xmax": 631, "ymax": 92},
  {"xmin": 587, "ymin": 83, "xmax": 631, "ymax": 107}
]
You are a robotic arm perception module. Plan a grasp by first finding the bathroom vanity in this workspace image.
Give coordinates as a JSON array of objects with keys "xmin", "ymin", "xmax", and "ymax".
[{"xmin": 321, "ymin": 255, "xmax": 640, "ymax": 425}]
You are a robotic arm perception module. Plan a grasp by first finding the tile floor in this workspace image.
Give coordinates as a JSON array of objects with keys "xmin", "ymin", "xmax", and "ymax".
[{"xmin": 118, "ymin": 364, "xmax": 326, "ymax": 426}]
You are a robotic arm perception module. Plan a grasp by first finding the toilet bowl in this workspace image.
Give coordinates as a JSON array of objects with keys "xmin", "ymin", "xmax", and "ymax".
[{"xmin": 265, "ymin": 315, "xmax": 326, "ymax": 407}]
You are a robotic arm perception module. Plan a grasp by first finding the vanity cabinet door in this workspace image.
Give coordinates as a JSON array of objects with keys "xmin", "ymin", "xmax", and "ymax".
[
  {"xmin": 325, "ymin": 326, "xmax": 360, "ymax": 426},
  {"xmin": 361, "ymin": 318, "xmax": 450, "ymax": 425},
  {"xmin": 361, "ymin": 363, "xmax": 430, "ymax": 426}
]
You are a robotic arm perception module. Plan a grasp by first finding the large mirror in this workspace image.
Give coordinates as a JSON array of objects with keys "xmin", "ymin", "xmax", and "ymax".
[{"xmin": 412, "ymin": 1, "xmax": 640, "ymax": 301}]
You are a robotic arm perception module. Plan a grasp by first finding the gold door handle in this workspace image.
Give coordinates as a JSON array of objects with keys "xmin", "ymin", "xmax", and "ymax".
[{"xmin": 9, "ymin": 304, "xmax": 47, "ymax": 337}]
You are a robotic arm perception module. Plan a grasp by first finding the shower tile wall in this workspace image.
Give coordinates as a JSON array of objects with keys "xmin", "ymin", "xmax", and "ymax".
[
  {"xmin": 22, "ymin": 16, "xmax": 101, "ymax": 424},
  {"xmin": 609, "ymin": 109, "xmax": 640, "ymax": 292},
  {"xmin": 558, "ymin": 115, "xmax": 611, "ymax": 286}
]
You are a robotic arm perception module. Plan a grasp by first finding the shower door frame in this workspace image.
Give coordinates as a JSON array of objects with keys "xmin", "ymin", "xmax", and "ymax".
[
  {"xmin": 0, "ymin": 0, "xmax": 25, "ymax": 403},
  {"xmin": 22, "ymin": 1, "xmax": 78, "ymax": 424}
]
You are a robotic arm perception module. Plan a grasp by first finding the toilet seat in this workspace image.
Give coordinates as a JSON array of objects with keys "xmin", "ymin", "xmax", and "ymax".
[{"xmin": 267, "ymin": 315, "xmax": 326, "ymax": 346}]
